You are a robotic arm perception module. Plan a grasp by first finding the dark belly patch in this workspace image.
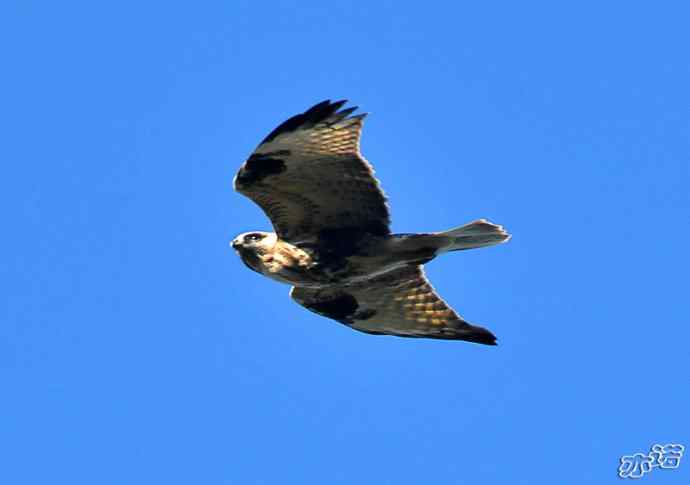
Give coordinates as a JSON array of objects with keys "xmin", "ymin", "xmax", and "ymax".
[{"xmin": 315, "ymin": 226, "xmax": 387, "ymax": 272}]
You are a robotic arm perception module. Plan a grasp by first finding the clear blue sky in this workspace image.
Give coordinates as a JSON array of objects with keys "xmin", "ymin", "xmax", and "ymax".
[{"xmin": 2, "ymin": 2, "xmax": 689, "ymax": 484}]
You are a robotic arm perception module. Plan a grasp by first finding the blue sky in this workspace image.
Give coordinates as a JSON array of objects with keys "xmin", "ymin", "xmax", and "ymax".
[{"xmin": 2, "ymin": 1, "xmax": 689, "ymax": 484}]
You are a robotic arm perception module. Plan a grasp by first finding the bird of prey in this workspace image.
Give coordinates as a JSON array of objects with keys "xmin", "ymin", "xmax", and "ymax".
[{"xmin": 232, "ymin": 100, "xmax": 510, "ymax": 344}]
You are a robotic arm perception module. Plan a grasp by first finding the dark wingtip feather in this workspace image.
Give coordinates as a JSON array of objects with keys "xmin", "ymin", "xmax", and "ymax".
[
  {"xmin": 330, "ymin": 99, "xmax": 348, "ymax": 110},
  {"xmin": 260, "ymin": 99, "xmax": 358, "ymax": 144},
  {"xmin": 463, "ymin": 324, "xmax": 498, "ymax": 345},
  {"xmin": 335, "ymin": 106, "xmax": 357, "ymax": 119}
]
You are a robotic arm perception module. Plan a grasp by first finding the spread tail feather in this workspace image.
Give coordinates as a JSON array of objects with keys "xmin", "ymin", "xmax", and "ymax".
[
  {"xmin": 438, "ymin": 219, "xmax": 511, "ymax": 251},
  {"xmin": 390, "ymin": 219, "xmax": 510, "ymax": 263}
]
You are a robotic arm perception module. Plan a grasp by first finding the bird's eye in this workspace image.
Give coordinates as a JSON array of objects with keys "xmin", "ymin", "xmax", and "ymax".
[{"xmin": 244, "ymin": 233, "xmax": 264, "ymax": 243}]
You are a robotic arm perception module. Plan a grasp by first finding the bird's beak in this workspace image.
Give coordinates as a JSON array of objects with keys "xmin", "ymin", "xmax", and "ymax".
[{"xmin": 231, "ymin": 240, "xmax": 240, "ymax": 250}]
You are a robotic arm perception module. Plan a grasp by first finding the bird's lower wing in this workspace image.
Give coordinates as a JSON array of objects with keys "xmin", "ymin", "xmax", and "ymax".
[{"xmin": 290, "ymin": 265, "xmax": 497, "ymax": 344}]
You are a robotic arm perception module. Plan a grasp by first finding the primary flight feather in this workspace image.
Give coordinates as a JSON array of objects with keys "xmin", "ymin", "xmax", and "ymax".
[{"xmin": 232, "ymin": 100, "xmax": 510, "ymax": 345}]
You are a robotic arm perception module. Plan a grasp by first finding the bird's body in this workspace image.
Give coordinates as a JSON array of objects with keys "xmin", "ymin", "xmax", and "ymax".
[
  {"xmin": 231, "ymin": 100, "xmax": 510, "ymax": 344},
  {"xmin": 234, "ymin": 232, "xmax": 411, "ymax": 286}
]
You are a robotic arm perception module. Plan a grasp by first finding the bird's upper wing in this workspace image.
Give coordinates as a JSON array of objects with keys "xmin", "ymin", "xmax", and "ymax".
[
  {"xmin": 290, "ymin": 265, "xmax": 497, "ymax": 344},
  {"xmin": 234, "ymin": 100, "xmax": 390, "ymax": 244}
]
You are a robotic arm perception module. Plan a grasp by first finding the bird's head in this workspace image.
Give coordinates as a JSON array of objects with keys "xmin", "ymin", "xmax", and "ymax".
[{"xmin": 231, "ymin": 231, "xmax": 276, "ymax": 256}]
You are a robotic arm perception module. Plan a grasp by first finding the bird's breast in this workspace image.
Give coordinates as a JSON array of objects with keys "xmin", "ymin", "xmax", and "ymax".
[{"xmin": 252, "ymin": 242, "xmax": 321, "ymax": 286}]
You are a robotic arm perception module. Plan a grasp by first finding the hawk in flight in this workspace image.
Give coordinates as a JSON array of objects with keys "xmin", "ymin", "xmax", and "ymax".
[{"xmin": 232, "ymin": 100, "xmax": 510, "ymax": 344}]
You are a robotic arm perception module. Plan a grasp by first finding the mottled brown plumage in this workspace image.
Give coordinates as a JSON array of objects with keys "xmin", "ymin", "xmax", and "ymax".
[
  {"xmin": 291, "ymin": 266, "xmax": 496, "ymax": 343},
  {"xmin": 234, "ymin": 100, "xmax": 388, "ymax": 243},
  {"xmin": 232, "ymin": 100, "xmax": 510, "ymax": 345}
]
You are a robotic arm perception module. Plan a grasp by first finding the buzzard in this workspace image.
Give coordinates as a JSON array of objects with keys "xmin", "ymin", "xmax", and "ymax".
[{"xmin": 232, "ymin": 100, "xmax": 510, "ymax": 344}]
